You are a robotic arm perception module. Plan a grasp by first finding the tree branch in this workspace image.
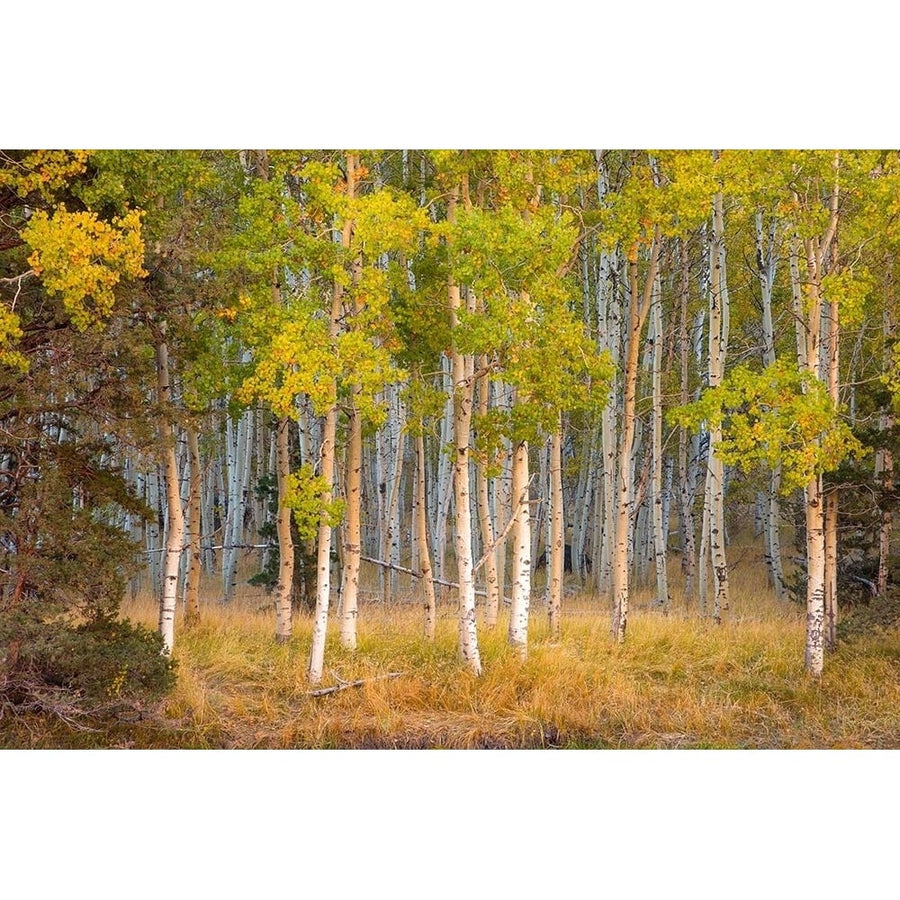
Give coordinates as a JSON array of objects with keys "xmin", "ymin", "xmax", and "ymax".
[{"xmin": 307, "ymin": 672, "xmax": 404, "ymax": 697}]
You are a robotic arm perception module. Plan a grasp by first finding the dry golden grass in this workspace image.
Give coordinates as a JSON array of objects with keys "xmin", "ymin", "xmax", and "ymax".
[{"xmin": 7, "ymin": 543, "xmax": 900, "ymax": 748}]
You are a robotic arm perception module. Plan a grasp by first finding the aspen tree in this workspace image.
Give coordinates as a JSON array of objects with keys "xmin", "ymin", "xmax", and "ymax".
[
  {"xmin": 447, "ymin": 183, "xmax": 482, "ymax": 674},
  {"xmin": 416, "ymin": 426, "xmax": 438, "ymax": 640},
  {"xmin": 795, "ymin": 153, "xmax": 840, "ymax": 676},
  {"xmin": 596, "ymin": 188, "xmax": 620, "ymax": 597},
  {"xmin": 649, "ymin": 271, "xmax": 670, "ymax": 612},
  {"xmin": 705, "ymin": 178, "xmax": 730, "ymax": 623},
  {"xmin": 436, "ymin": 150, "xmax": 608, "ymax": 659},
  {"xmin": 547, "ymin": 415, "xmax": 565, "ymax": 639},
  {"xmin": 308, "ymin": 158, "xmax": 354, "ymax": 683},
  {"xmin": 601, "ymin": 151, "xmax": 717, "ymax": 641},
  {"xmin": 249, "ymin": 150, "xmax": 295, "ymax": 642},
  {"xmin": 676, "ymin": 240, "xmax": 698, "ymax": 602},
  {"xmin": 612, "ymin": 240, "xmax": 660, "ymax": 641},
  {"xmin": 475, "ymin": 358, "xmax": 502, "ymax": 627},
  {"xmin": 754, "ymin": 210, "xmax": 787, "ymax": 601},
  {"xmin": 184, "ymin": 425, "xmax": 202, "ymax": 624},
  {"xmin": 71, "ymin": 150, "xmax": 231, "ymax": 649},
  {"xmin": 337, "ymin": 153, "xmax": 363, "ymax": 650},
  {"xmin": 877, "ymin": 300, "xmax": 895, "ymax": 597},
  {"xmin": 508, "ymin": 431, "xmax": 531, "ymax": 656},
  {"xmin": 154, "ymin": 325, "xmax": 184, "ymax": 654}
]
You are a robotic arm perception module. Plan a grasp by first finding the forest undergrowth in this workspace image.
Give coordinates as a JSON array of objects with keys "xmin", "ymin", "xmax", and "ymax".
[{"xmin": 4, "ymin": 546, "xmax": 899, "ymax": 750}]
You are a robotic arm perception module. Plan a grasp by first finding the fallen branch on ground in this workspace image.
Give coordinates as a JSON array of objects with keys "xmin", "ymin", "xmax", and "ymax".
[{"xmin": 307, "ymin": 671, "xmax": 405, "ymax": 698}]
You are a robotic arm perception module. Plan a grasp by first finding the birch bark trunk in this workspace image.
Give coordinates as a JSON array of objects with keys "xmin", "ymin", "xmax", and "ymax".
[
  {"xmin": 650, "ymin": 273, "xmax": 670, "ymax": 613},
  {"xmin": 823, "ymin": 237, "xmax": 841, "ymax": 651},
  {"xmin": 475, "ymin": 364, "xmax": 501, "ymax": 627},
  {"xmin": 877, "ymin": 305, "xmax": 894, "ymax": 596},
  {"xmin": 595, "ymin": 152, "xmax": 618, "ymax": 596},
  {"xmin": 416, "ymin": 429, "xmax": 438, "ymax": 640},
  {"xmin": 381, "ymin": 392, "xmax": 406, "ymax": 604},
  {"xmin": 448, "ymin": 186, "xmax": 482, "ymax": 675},
  {"xmin": 433, "ymin": 355, "xmax": 454, "ymax": 583},
  {"xmin": 155, "ymin": 329, "xmax": 184, "ymax": 655},
  {"xmin": 547, "ymin": 420, "xmax": 564, "ymax": 639},
  {"xmin": 800, "ymin": 159, "xmax": 840, "ymax": 676},
  {"xmin": 508, "ymin": 437, "xmax": 531, "ymax": 657},
  {"xmin": 337, "ymin": 155, "xmax": 364, "ymax": 648},
  {"xmin": 308, "ymin": 157, "xmax": 356, "ymax": 684},
  {"xmin": 184, "ymin": 425, "xmax": 202, "ymax": 625},
  {"xmin": 273, "ymin": 417, "xmax": 294, "ymax": 643},
  {"xmin": 756, "ymin": 212, "xmax": 787, "ymax": 601},
  {"xmin": 340, "ymin": 403, "xmax": 362, "ymax": 648},
  {"xmin": 677, "ymin": 241, "xmax": 697, "ymax": 603},
  {"xmin": 612, "ymin": 235, "xmax": 661, "ymax": 642},
  {"xmin": 707, "ymin": 187, "xmax": 730, "ymax": 623},
  {"xmin": 256, "ymin": 150, "xmax": 295, "ymax": 641}
]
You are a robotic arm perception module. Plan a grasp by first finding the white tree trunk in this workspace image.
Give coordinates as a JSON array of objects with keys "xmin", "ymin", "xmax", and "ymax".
[
  {"xmin": 799, "ymin": 160, "xmax": 840, "ymax": 677},
  {"xmin": 416, "ymin": 429, "xmax": 438, "ymax": 640},
  {"xmin": 508, "ymin": 438, "xmax": 531, "ymax": 657},
  {"xmin": 273, "ymin": 416, "xmax": 294, "ymax": 643},
  {"xmin": 706, "ymin": 187, "xmax": 730, "ymax": 623},
  {"xmin": 156, "ymin": 332, "xmax": 184, "ymax": 655},
  {"xmin": 309, "ymin": 404, "xmax": 337, "ymax": 684},
  {"xmin": 547, "ymin": 422, "xmax": 564, "ymax": 640},
  {"xmin": 184, "ymin": 425, "xmax": 202, "ymax": 625},
  {"xmin": 381, "ymin": 392, "xmax": 406, "ymax": 604},
  {"xmin": 805, "ymin": 474, "xmax": 826, "ymax": 676},
  {"xmin": 448, "ymin": 188, "xmax": 482, "ymax": 675},
  {"xmin": 308, "ymin": 157, "xmax": 356, "ymax": 684},
  {"xmin": 433, "ymin": 355, "xmax": 454, "ymax": 583},
  {"xmin": 340, "ymin": 404, "xmax": 362, "ymax": 649},
  {"xmin": 475, "ymin": 366, "xmax": 501, "ymax": 627},
  {"xmin": 756, "ymin": 212, "xmax": 787, "ymax": 601},
  {"xmin": 612, "ymin": 238, "xmax": 661, "ymax": 642},
  {"xmin": 650, "ymin": 276, "xmax": 670, "ymax": 612}
]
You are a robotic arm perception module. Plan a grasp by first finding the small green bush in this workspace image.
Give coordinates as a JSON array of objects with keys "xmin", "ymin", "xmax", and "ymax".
[{"xmin": 1, "ymin": 610, "xmax": 176, "ymax": 710}]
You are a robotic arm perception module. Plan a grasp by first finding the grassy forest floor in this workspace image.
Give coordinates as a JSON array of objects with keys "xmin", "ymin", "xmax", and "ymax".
[{"xmin": 4, "ymin": 545, "xmax": 900, "ymax": 749}]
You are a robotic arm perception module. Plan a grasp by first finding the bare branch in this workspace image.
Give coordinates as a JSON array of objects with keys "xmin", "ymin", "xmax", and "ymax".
[{"xmin": 307, "ymin": 672, "xmax": 404, "ymax": 698}]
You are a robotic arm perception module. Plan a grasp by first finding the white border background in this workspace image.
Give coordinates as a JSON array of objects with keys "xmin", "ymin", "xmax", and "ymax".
[{"xmin": 4, "ymin": 2, "xmax": 897, "ymax": 894}]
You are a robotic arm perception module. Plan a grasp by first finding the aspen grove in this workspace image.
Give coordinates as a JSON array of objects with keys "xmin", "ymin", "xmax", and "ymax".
[{"xmin": 4, "ymin": 148, "xmax": 900, "ymax": 736}]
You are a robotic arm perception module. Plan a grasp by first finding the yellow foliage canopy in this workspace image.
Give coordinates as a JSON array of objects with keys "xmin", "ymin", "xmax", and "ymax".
[{"xmin": 23, "ymin": 207, "xmax": 146, "ymax": 331}]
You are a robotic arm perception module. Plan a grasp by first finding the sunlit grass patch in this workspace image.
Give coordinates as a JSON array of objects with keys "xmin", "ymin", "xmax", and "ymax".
[{"xmin": 10, "ymin": 564, "xmax": 899, "ymax": 748}]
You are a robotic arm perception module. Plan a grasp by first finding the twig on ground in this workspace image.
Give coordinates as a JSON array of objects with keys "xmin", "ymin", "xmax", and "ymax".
[{"xmin": 307, "ymin": 671, "xmax": 405, "ymax": 698}]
